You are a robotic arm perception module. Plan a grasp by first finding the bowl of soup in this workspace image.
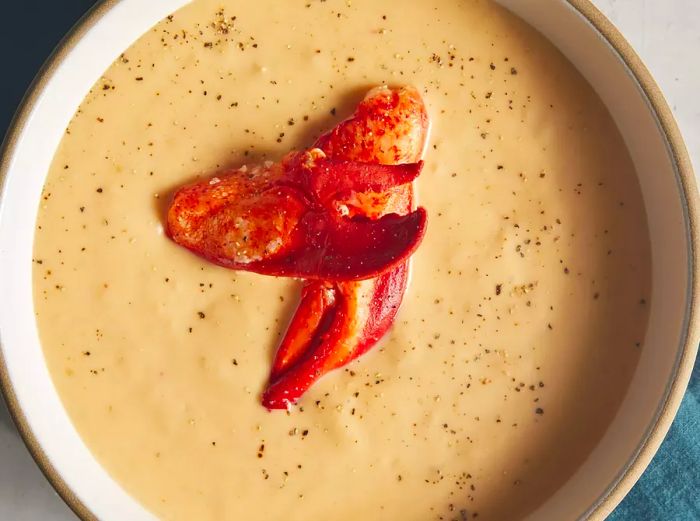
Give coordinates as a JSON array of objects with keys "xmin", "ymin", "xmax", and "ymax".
[{"xmin": 0, "ymin": 0, "xmax": 697, "ymax": 519}]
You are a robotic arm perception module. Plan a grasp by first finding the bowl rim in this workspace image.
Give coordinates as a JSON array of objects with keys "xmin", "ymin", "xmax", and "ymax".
[{"xmin": 0, "ymin": 0, "xmax": 697, "ymax": 520}]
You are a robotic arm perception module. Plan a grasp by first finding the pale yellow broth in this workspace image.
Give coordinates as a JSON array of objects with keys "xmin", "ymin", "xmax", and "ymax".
[{"xmin": 33, "ymin": 0, "xmax": 651, "ymax": 519}]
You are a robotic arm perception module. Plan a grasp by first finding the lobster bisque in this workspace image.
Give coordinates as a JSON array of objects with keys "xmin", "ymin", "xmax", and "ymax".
[{"xmin": 33, "ymin": 0, "xmax": 651, "ymax": 519}]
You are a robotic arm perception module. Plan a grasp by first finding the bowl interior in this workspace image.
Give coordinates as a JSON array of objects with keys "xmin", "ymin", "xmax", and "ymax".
[{"xmin": 0, "ymin": 1, "xmax": 694, "ymax": 520}]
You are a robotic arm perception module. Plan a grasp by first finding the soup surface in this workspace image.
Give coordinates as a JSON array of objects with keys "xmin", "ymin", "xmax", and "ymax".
[{"xmin": 33, "ymin": 0, "xmax": 651, "ymax": 519}]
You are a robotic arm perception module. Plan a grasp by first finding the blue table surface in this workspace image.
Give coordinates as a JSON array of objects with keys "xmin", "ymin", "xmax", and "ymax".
[{"xmin": 1, "ymin": 2, "xmax": 698, "ymax": 519}]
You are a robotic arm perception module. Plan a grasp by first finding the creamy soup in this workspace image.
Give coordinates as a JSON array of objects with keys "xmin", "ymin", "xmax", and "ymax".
[{"xmin": 33, "ymin": 0, "xmax": 651, "ymax": 519}]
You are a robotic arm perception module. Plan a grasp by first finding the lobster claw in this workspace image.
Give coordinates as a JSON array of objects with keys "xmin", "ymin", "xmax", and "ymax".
[
  {"xmin": 167, "ymin": 150, "xmax": 426, "ymax": 282},
  {"xmin": 166, "ymin": 85, "xmax": 429, "ymax": 410}
]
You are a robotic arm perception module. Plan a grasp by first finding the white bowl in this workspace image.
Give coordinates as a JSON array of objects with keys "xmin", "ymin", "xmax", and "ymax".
[{"xmin": 0, "ymin": 0, "xmax": 697, "ymax": 519}]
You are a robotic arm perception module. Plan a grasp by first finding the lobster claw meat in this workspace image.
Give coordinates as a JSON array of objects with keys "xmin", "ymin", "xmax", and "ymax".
[
  {"xmin": 262, "ymin": 86, "xmax": 430, "ymax": 410},
  {"xmin": 167, "ymin": 150, "xmax": 426, "ymax": 282},
  {"xmin": 263, "ymin": 281, "xmax": 358, "ymax": 409},
  {"xmin": 165, "ymin": 85, "xmax": 429, "ymax": 410},
  {"xmin": 263, "ymin": 266, "xmax": 408, "ymax": 409}
]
